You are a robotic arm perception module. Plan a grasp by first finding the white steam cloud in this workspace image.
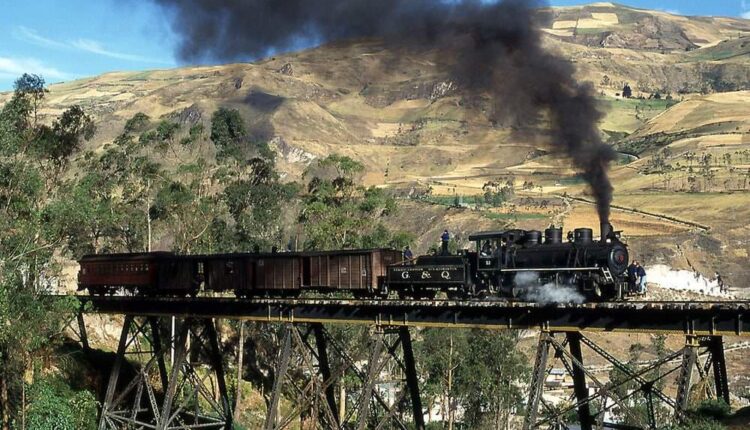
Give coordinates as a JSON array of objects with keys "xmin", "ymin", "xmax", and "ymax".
[
  {"xmin": 646, "ymin": 265, "xmax": 730, "ymax": 297},
  {"xmin": 514, "ymin": 272, "xmax": 585, "ymax": 304}
]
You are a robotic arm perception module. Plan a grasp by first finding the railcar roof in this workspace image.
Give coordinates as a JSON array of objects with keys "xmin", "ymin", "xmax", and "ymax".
[
  {"xmin": 80, "ymin": 248, "xmax": 401, "ymax": 262},
  {"xmin": 79, "ymin": 251, "xmax": 174, "ymax": 262},
  {"xmin": 301, "ymin": 248, "xmax": 399, "ymax": 256},
  {"xmin": 468, "ymin": 231, "xmax": 507, "ymax": 240}
]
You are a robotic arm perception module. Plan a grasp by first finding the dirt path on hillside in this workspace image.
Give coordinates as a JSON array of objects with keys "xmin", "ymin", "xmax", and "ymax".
[{"xmin": 559, "ymin": 195, "xmax": 710, "ymax": 231}]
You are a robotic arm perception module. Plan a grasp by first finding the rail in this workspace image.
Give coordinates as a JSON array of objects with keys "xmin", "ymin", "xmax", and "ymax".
[{"xmin": 72, "ymin": 295, "xmax": 750, "ymax": 336}]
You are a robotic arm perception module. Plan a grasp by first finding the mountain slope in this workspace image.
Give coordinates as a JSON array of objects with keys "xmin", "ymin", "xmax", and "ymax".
[{"xmin": 2, "ymin": 3, "xmax": 750, "ymax": 289}]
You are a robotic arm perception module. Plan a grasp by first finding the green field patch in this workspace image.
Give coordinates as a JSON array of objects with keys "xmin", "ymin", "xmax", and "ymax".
[
  {"xmin": 575, "ymin": 27, "xmax": 609, "ymax": 35},
  {"xmin": 556, "ymin": 175, "xmax": 586, "ymax": 185},
  {"xmin": 598, "ymin": 96, "xmax": 679, "ymax": 134}
]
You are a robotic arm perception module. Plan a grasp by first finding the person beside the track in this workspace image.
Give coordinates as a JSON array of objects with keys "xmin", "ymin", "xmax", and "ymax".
[
  {"xmin": 636, "ymin": 261, "xmax": 647, "ymax": 295},
  {"xmin": 716, "ymin": 272, "xmax": 727, "ymax": 293},
  {"xmin": 627, "ymin": 260, "xmax": 638, "ymax": 295}
]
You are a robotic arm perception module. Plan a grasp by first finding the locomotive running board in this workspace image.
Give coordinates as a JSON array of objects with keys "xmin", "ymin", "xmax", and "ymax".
[{"xmin": 501, "ymin": 267, "xmax": 602, "ymax": 272}]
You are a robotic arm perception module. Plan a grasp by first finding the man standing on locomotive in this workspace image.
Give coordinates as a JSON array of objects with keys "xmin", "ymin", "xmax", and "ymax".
[{"xmin": 441, "ymin": 230, "xmax": 450, "ymax": 255}]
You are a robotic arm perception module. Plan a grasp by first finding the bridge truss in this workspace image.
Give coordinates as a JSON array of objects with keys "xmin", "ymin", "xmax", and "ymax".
[{"xmin": 65, "ymin": 296, "xmax": 749, "ymax": 430}]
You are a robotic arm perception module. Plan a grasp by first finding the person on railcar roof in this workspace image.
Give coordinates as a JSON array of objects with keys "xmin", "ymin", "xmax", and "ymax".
[
  {"xmin": 403, "ymin": 246, "xmax": 413, "ymax": 262},
  {"xmin": 441, "ymin": 229, "xmax": 450, "ymax": 255}
]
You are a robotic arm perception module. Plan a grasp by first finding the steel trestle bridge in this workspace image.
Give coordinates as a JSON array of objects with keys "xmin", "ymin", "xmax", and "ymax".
[{"xmin": 63, "ymin": 295, "xmax": 750, "ymax": 430}]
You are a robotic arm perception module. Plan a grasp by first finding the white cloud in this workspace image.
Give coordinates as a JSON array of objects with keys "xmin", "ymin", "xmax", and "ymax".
[
  {"xmin": 0, "ymin": 56, "xmax": 72, "ymax": 80},
  {"xmin": 12, "ymin": 26, "xmax": 69, "ymax": 50},
  {"xmin": 13, "ymin": 26, "xmax": 172, "ymax": 66},
  {"xmin": 71, "ymin": 38, "xmax": 171, "ymax": 65},
  {"xmin": 743, "ymin": 0, "xmax": 750, "ymax": 18},
  {"xmin": 742, "ymin": 11, "xmax": 750, "ymax": 19}
]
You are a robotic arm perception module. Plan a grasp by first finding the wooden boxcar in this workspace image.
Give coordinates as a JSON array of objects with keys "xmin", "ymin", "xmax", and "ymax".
[
  {"xmin": 78, "ymin": 252, "xmax": 198, "ymax": 295},
  {"xmin": 254, "ymin": 254, "xmax": 304, "ymax": 293},
  {"xmin": 304, "ymin": 249, "xmax": 402, "ymax": 294},
  {"xmin": 203, "ymin": 254, "xmax": 250, "ymax": 294}
]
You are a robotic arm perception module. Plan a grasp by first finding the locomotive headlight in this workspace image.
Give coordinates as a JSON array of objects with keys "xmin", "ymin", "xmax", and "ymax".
[{"xmin": 609, "ymin": 246, "xmax": 629, "ymax": 275}]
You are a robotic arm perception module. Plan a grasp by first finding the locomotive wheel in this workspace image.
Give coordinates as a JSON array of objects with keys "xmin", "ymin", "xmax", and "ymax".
[
  {"xmin": 352, "ymin": 291, "xmax": 369, "ymax": 300},
  {"xmin": 591, "ymin": 284, "xmax": 603, "ymax": 301},
  {"xmin": 420, "ymin": 290, "xmax": 437, "ymax": 300},
  {"xmin": 380, "ymin": 283, "xmax": 389, "ymax": 298}
]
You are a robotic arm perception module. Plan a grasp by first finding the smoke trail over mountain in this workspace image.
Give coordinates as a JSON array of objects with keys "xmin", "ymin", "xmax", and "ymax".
[{"xmin": 152, "ymin": 0, "xmax": 615, "ymax": 222}]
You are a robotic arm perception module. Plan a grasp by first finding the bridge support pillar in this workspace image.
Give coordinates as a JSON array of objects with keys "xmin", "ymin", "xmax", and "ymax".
[
  {"xmin": 399, "ymin": 326, "xmax": 425, "ymax": 430},
  {"xmin": 675, "ymin": 336, "xmax": 699, "ymax": 419},
  {"xmin": 567, "ymin": 332, "xmax": 594, "ymax": 430},
  {"xmin": 312, "ymin": 324, "xmax": 339, "ymax": 427},
  {"xmin": 97, "ymin": 316, "xmax": 232, "ymax": 430},
  {"xmin": 523, "ymin": 331, "xmax": 550, "ymax": 430},
  {"xmin": 707, "ymin": 336, "xmax": 730, "ymax": 406}
]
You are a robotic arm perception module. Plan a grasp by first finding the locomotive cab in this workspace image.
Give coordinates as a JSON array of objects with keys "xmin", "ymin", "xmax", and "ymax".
[{"xmin": 468, "ymin": 231, "xmax": 516, "ymax": 293}]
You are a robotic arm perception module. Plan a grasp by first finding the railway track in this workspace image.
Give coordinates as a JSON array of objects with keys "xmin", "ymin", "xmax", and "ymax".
[
  {"xmin": 58, "ymin": 293, "xmax": 750, "ymax": 309},
  {"xmin": 61, "ymin": 294, "xmax": 750, "ymax": 336}
]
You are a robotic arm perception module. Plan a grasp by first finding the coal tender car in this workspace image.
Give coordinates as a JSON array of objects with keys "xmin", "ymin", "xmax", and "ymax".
[{"xmin": 385, "ymin": 223, "xmax": 629, "ymax": 301}]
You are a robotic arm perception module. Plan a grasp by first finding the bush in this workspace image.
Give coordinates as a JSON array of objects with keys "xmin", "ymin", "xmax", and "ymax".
[
  {"xmin": 693, "ymin": 399, "xmax": 731, "ymax": 420},
  {"xmin": 123, "ymin": 112, "xmax": 150, "ymax": 134},
  {"xmin": 26, "ymin": 377, "xmax": 98, "ymax": 430},
  {"xmin": 671, "ymin": 419, "xmax": 726, "ymax": 430}
]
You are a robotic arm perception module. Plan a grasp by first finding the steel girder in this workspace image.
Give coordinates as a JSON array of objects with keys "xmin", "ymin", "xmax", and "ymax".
[
  {"xmin": 262, "ymin": 324, "xmax": 425, "ymax": 430},
  {"xmin": 97, "ymin": 316, "xmax": 232, "ymax": 430},
  {"xmin": 522, "ymin": 332, "xmax": 733, "ymax": 430}
]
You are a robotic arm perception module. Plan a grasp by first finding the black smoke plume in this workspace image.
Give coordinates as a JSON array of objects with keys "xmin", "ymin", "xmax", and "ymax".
[{"xmin": 152, "ymin": 0, "xmax": 615, "ymax": 222}]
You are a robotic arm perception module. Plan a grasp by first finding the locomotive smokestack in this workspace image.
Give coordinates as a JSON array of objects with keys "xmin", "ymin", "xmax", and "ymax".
[
  {"xmin": 600, "ymin": 221, "xmax": 612, "ymax": 242},
  {"xmin": 152, "ymin": 0, "xmax": 615, "ymax": 221}
]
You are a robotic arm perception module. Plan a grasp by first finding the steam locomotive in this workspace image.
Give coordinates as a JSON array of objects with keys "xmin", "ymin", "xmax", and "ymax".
[
  {"xmin": 386, "ymin": 222, "xmax": 629, "ymax": 301},
  {"xmin": 78, "ymin": 223, "xmax": 629, "ymax": 302}
]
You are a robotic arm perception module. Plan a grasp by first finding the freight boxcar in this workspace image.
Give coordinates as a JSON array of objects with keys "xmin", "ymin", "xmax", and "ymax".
[
  {"xmin": 203, "ymin": 254, "xmax": 250, "ymax": 295},
  {"xmin": 254, "ymin": 253, "xmax": 304, "ymax": 295},
  {"xmin": 304, "ymin": 249, "xmax": 402, "ymax": 296}
]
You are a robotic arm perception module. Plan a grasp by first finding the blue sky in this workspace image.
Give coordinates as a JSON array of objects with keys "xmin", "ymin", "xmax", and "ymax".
[{"xmin": 0, "ymin": 0, "xmax": 748, "ymax": 91}]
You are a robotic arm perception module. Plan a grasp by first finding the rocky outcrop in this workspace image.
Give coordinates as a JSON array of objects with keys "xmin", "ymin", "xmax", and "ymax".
[
  {"xmin": 277, "ymin": 63, "xmax": 294, "ymax": 76},
  {"xmin": 360, "ymin": 80, "xmax": 456, "ymax": 108},
  {"xmin": 269, "ymin": 136, "xmax": 316, "ymax": 164}
]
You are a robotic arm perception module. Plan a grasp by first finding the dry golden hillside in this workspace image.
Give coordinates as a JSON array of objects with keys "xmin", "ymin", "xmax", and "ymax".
[{"xmin": 2, "ymin": 3, "xmax": 750, "ymax": 291}]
